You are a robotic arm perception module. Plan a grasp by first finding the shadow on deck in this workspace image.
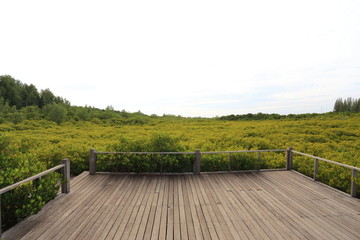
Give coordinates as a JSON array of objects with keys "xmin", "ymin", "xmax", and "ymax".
[{"xmin": 3, "ymin": 171, "xmax": 360, "ymax": 240}]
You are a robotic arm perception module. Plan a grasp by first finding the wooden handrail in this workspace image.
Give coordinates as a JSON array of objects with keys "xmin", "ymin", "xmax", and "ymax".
[
  {"xmin": 95, "ymin": 149, "xmax": 286, "ymax": 155},
  {"xmin": 91, "ymin": 148, "xmax": 359, "ymax": 198},
  {"xmin": 95, "ymin": 151, "xmax": 194, "ymax": 155},
  {"xmin": 292, "ymin": 151, "xmax": 358, "ymax": 197},
  {"xmin": 0, "ymin": 164, "xmax": 64, "ymax": 195},
  {"xmin": 90, "ymin": 149, "xmax": 288, "ymax": 175},
  {"xmin": 0, "ymin": 159, "xmax": 70, "ymax": 236},
  {"xmin": 292, "ymin": 150, "xmax": 360, "ymax": 171}
]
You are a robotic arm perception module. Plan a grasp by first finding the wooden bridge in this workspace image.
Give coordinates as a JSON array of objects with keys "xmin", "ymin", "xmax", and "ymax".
[
  {"xmin": 3, "ymin": 170, "xmax": 360, "ymax": 240},
  {"xmin": 1, "ymin": 149, "xmax": 360, "ymax": 239}
]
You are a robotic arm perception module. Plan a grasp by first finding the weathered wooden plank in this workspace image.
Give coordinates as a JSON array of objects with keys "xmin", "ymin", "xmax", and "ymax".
[
  {"xmin": 31, "ymin": 174, "xmax": 113, "ymax": 240},
  {"xmin": 211, "ymin": 174, "xmax": 264, "ymax": 239},
  {"xmin": 181, "ymin": 176, "xmax": 196, "ymax": 240},
  {"xmin": 185, "ymin": 175, "xmax": 203, "ymax": 240},
  {"xmin": 138, "ymin": 177, "xmax": 160, "ymax": 240},
  {"xmin": 177, "ymin": 175, "xmax": 189, "ymax": 240},
  {"xmin": 3, "ymin": 171, "xmax": 92, "ymax": 240},
  {"xmin": 77, "ymin": 175, "xmax": 129, "ymax": 240},
  {"xmin": 90, "ymin": 175, "xmax": 137, "ymax": 240},
  {"xmin": 192, "ymin": 176, "xmax": 219, "ymax": 239},
  {"xmin": 96, "ymin": 176, "xmax": 146, "ymax": 240},
  {"xmin": 158, "ymin": 176, "xmax": 169, "ymax": 240},
  {"xmin": 267, "ymin": 171, "xmax": 359, "ymax": 240},
  {"xmin": 231, "ymin": 173, "xmax": 298, "ymax": 240},
  {"xmin": 248, "ymin": 172, "xmax": 328, "ymax": 239},
  {"xmin": 241, "ymin": 173, "xmax": 304, "ymax": 240},
  {"xmin": 166, "ymin": 176, "xmax": 174, "ymax": 240},
  {"xmin": 150, "ymin": 176, "xmax": 165, "ymax": 240},
  {"xmin": 253, "ymin": 172, "xmax": 345, "ymax": 240},
  {"xmin": 3, "ymin": 171, "xmax": 360, "ymax": 240},
  {"xmin": 204, "ymin": 174, "xmax": 246, "ymax": 239},
  {"xmin": 61, "ymin": 175, "xmax": 121, "ymax": 240},
  {"xmin": 122, "ymin": 175, "xmax": 153, "ymax": 240},
  {"xmin": 173, "ymin": 176, "xmax": 181, "ymax": 240},
  {"xmin": 113, "ymin": 176, "xmax": 151, "ymax": 239},
  {"xmin": 201, "ymin": 175, "xmax": 235, "ymax": 240}
]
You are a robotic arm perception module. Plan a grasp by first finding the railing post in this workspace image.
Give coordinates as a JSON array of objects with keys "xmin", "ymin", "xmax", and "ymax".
[
  {"xmin": 286, "ymin": 147, "xmax": 293, "ymax": 170},
  {"xmin": 0, "ymin": 194, "xmax": 2, "ymax": 237},
  {"xmin": 258, "ymin": 152, "xmax": 261, "ymax": 171},
  {"xmin": 351, "ymin": 169, "xmax": 358, "ymax": 198},
  {"xmin": 228, "ymin": 153, "xmax": 231, "ymax": 172},
  {"xmin": 194, "ymin": 150, "xmax": 201, "ymax": 175},
  {"xmin": 89, "ymin": 149, "xmax": 96, "ymax": 175},
  {"xmin": 314, "ymin": 158, "xmax": 319, "ymax": 181},
  {"xmin": 61, "ymin": 159, "xmax": 70, "ymax": 194}
]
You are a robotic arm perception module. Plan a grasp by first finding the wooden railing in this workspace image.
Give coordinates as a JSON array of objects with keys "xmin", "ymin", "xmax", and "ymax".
[
  {"xmin": 90, "ymin": 148, "xmax": 359, "ymax": 198},
  {"xmin": 291, "ymin": 150, "xmax": 359, "ymax": 198},
  {"xmin": 89, "ymin": 149, "xmax": 288, "ymax": 175},
  {"xmin": 0, "ymin": 159, "xmax": 70, "ymax": 236}
]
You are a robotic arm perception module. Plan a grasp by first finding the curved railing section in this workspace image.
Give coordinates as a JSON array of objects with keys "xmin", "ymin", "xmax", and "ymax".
[{"xmin": 0, "ymin": 159, "xmax": 70, "ymax": 236}]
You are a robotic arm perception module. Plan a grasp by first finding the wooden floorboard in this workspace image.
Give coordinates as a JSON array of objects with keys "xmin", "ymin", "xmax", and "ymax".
[{"xmin": 3, "ymin": 171, "xmax": 360, "ymax": 240}]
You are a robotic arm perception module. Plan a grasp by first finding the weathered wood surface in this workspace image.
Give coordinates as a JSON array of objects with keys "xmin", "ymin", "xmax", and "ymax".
[{"xmin": 3, "ymin": 171, "xmax": 360, "ymax": 240}]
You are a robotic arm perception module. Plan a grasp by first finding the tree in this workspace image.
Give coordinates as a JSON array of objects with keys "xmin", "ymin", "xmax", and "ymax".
[
  {"xmin": 101, "ymin": 105, "xmax": 116, "ymax": 119},
  {"xmin": 0, "ymin": 97, "xmax": 12, "ymax": 114},
  {"xmin": 0, "ymin": 75, "xmax": 22, "ymax": 108},
  {"xmin": 39, "ymin": 89, "xmax": 55, "ymax": 108},
  {"xmin": 9, "ymin": 112, "xmax": 25, "ymax": 124},
  {"xmin": 333, "ymin": 97, "xmax": 360, "ymax": 113},
  {"xmin": 75, "ymin": 107, "xmax": 90, "ymax": 121},
  {"xmin": 45, "ymin": 104, "xmax": 67, "ymax": 124},
  {"xmin": 22, "ymin": 84, "xmax": 40, "ymax": 107},
  {"xmin": 20, "ymin": 106, "xmax": 41, "ymax": 120}
]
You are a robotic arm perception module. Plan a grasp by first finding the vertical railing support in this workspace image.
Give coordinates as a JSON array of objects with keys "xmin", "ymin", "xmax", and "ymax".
[
  {"xmin": 228, "ymin": 153, "xmax": 231, "ymax": 172},
  {"xmin": 258, "ymin": 152, "xmax": 261, "ymax": 171},
  {"xmin": 286, "ymin": 147, "xmax": 293, "ymax": 170},
  {"xmin": 314, "ymin": 158, "xmax": 319, "ymax": 181},
  {"xmin": 61, "ymin": 159, "xmax": 70, "ymax": 194},
  {"xmin": 89, "ymin": 149, "xmax": 96, "ymax": 175},
  {"xmin": 351, "ymin": 169, "xmax": 358, "ymax": 198},
  {"xmin": 194, "ymin": 150, "xmax": 201, "ymax": 175},
  {"xmin": 0, "ymin": 194, "xmax": 2, "ymax": 237}
]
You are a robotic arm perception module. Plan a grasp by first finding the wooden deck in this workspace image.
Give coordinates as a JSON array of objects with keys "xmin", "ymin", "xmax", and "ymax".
[{"xmin": 3, "ymin": 170, "xmax": 360, "ymax": 240}]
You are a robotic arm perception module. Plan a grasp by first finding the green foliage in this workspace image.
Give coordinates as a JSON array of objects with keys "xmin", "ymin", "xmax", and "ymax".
[
  {"xmin": 1, "ymin": 110, "xmax": 360, "ymax": 232},
  {"xmin": 147, "ymin": 132, "xmax": 185, "ymax": 152},
  {"xmin": 334, "ymin": 97, "xmax": 360, "ymax": 112},
  {"xmin": 0, "ymin": 135, "xmax": 61, "ymax": 231},
  {"xmin": 219, "ymin": 112, "xmax": 324, "ymax": 121},
  {"xmin": 8, "ymin": 112, "xmax": 26, "ymax": 124},
  {"xmin": 98, "ymin": 133, "xmax": 191, "ymax": 173},
  {"xmin": 45, "ymin": 104, "xmax": 68, "ymax": 124},
  {"xmin": 0, "ymin": 75, "xmax": 68, "ymax": 109}
]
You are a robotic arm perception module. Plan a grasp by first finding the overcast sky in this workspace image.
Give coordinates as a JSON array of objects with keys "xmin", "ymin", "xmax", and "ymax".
[{"xmin": 1, "ymin": 0, "xmax": 359, "ymax": 117}]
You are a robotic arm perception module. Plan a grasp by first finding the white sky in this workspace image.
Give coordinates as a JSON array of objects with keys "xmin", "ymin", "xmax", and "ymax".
[{"xmin": 1, "ymin": 0, "xmax": 359, "ymax": 117}]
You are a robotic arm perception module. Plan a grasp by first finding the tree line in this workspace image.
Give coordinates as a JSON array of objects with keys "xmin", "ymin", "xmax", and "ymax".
[
  {"xmin": 333, "ymin": 97, "xmax": 360, "ymax": 113},
  {"xmin": 218, "ymin": 112, "xmax": 325, "ymax": 121},
  {"xmin": 1, "ymin": 75, "xmax": 359, "ymax": 124},
  {"xmin": 0, "ymin": 75, "xmax": 165, "ymax": 124},
  {"xmin": 219, "ymin": 98, "xmax": 360, "ymax": 121},
  {"xmin": 0, "ymin": 75, "xmax": 69, "ymax": 109}
]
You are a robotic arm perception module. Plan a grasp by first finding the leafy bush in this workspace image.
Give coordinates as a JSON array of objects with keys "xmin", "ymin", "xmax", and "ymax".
[
  {"xmin": 1, "ymin": 112, "xmax": 359, "ymax": 233},
  {"xmin": 0, "ymin": 135, "xmax": 61, "ymax": 231},
  {"xmin": 97, "ymin": 133, "xmax": 192, "ymax": 173}
]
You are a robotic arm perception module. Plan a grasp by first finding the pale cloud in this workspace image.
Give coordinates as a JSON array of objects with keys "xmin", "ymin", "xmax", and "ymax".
[{"xmin": 0, "ymin": 0, "xmax": 359, "ymax": 117}]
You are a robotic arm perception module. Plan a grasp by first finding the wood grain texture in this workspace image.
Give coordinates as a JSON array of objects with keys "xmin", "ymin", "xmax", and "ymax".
[{"xmin": 3, "ymin": 171, "xmax": 360, "ymax": 240}]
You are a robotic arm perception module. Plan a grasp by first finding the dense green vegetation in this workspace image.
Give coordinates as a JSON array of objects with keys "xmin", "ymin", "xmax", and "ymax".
[
  {"xmin": 333, "ymin": 97, "xmax": 360, "ymax": 113},
  {"xmin": 0, "ymin": 75, "xmax": 158, "ymax": 125},
  {"xmin": 0, "ymin": 75, "xmax": 359, "ymax": 232}
]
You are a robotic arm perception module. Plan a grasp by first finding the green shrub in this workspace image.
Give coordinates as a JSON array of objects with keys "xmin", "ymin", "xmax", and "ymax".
[{"xmin": 0, "ymin": 135, "xmax": 61, "ymax": 231}]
